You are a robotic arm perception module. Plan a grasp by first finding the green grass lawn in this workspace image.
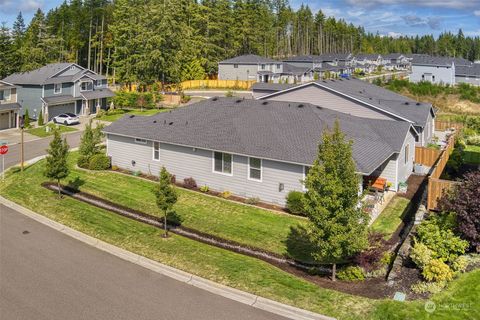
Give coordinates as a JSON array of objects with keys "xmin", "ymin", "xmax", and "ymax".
[
  {"xmin": 37, "ymin": 153, "xmax": 310, "ymax": 261},
  {"xmin": 96, "ymin": 108, "xmax": 170, "ymax": 122},
  {"xmin": 370, "ymin": 197, "xmax": 411, "ymax": 239},
  {"xmin": 1, "ymin": 157, "xmax": 478, "ymax": 320},
  {"xmin": 26, "ymin": 124, "xmax": 77, "ymax": 137},
  {"xmin": 464, "ymin": 145, "xmax": 480, "ymax": 164}
]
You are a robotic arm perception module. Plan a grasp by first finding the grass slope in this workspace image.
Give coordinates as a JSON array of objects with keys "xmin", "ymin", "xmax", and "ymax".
[
  {"xmin": 26, "ymin": 124, "xmax": 77, "ymax": 137},
  {"xmin": 370, "ymin": 197, "xmax": 411, "ymax": 239},
  {"xmin": 95, "ymin": 108, "xmax": 169, "ymax": 122}
]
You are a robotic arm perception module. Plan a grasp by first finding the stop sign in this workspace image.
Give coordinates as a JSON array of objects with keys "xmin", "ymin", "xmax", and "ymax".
[{"xmin": 0, "ymin": 145, "xmax": 8, "ymax": 155}]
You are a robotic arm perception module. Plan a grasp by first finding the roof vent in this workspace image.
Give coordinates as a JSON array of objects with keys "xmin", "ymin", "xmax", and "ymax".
[
  {"xmin": 322, "ymin": 80, "xmax": 327, "ymax": 83},
  {"xmin": 405, "ymin": 102, "xmax": 410, "ymax": 105},
  {"xmin": 212, "ymin": 97, "xmax": 218, "ymax": 101},
  {"xmin": 235, "ymin": 99, "xmax": 242, "ymax": 103},
  {"xmin": 316, "ymin": 106, "xmax": 323, "ymax": 110},
  {"xmin": 129, "ymin": 115, "xmax": 135, "ymax": 118},
  {"xmin": 185, "ymin": 121, "xmax": 188, "ymax": 126},
  {"xmin": 297, "ymin": 104, "xmax": 304, "ymax": 108},
  {"xmin": 416, "ymin": 102, "xmax": 421, "ymax": 106},
  {"xmin": 262, "ymin": 101, "xmax": 268, "ymax": 105},
  {"xmin": 169, "ymin": 122, "xmax": 173, "ymax": 125},
  {"xmin": 153, "ymin": 120, "xmax": 157, "ymax": 123}
]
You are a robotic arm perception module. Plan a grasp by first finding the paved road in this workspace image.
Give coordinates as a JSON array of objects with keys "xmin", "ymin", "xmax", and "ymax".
[
  {"xmin": 0, "ymin": 205, "xmax": 286, "ymax": 320},
  {"xmin": 2, "ymin": 131, "xmax": 83, "ymax": 169},
  {"xmin": 184, "ymin": 90, "xmax": 253, "ymax": 99}
]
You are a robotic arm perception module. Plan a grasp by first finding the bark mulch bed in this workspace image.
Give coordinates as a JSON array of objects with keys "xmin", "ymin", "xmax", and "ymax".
[{"xmin": 42, "ymin": 181, "xmax": 410, "ymax": 299}]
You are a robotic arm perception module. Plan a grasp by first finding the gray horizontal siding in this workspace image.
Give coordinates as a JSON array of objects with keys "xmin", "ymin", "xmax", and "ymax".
[
  {"xmin": 218, "ymin": 64, "xmax": 259, "ymax": 81},
  {"xmin": 16, "ymin": 85, "xmax": 42, "ymax": 117},
  {"xmin": 107, "ymin": 134, "xmax": 306, "ymax": 205},
  {"xmin": 44, "ymin": 83, "xmax": 73, "ymax": 97},
  {"xmin": 371, "ymin": 154, "xmax": 398, "ymax": 190},
  {"xmin": 397, "ymin": 129, "xmax": 415, "ymax": 185},
  {"xmin": 265, "ymin": 85, "xmax": 393, "ymax": 120}
]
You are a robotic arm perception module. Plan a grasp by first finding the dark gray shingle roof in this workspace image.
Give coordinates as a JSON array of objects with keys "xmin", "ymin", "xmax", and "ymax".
[
  {"xmin": 42, "ymin": 95, "xmax": 81, "ymax": 105},
  {"xmin": 456, "ymin": 64, "xmax": 480, "ymax": 77},
  {"xmin": 81, "ymin": 88, "xmax": 115, "ymax": 100},
  {"xmin": 0, "ymin": 103, "xmax": 21, "ymax": 111},
  {"xmin": 104, "ymin": 98, "xmax": 413, "ymax": 174},
  {"xmin": 412, "ymin": 55, "xmax": 472, "ymax": 67},
  {"xmin": 251, "ymin": 83, "xmax": 298, "ymax": 92},
  {"xmin": 3, "ymin": 63, "xmax": 74, "ymax": 85},
  {"xmin": 219, "ymin": 54, "xmax": 278, "ymax": 65}
]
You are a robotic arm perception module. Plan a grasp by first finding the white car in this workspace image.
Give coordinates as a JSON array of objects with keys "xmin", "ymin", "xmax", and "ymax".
[{"xmin": 53, "ymin": 113, "xmax": 80, "ymax": 125}]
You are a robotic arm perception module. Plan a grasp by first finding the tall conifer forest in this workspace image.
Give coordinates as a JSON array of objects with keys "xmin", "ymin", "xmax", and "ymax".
[{"xmin": 0, "ymin": 0, "xmax": 479, "ymax": 84}]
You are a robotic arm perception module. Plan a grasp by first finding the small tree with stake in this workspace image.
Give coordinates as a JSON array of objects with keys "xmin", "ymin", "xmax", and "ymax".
[
  {"xmin": 303, "ymin": 120, "xmax": 369, "ymax": 281},
  {"xmin": 44, "ymin": 129, "xmax": 69, "ymax": 198},
  {"xmin": 153, "ymin": 167, "xmax": 178, "ymax": 237}
]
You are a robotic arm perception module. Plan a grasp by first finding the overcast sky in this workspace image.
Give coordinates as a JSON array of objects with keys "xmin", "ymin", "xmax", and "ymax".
[{"xmin": 1, "ymin": 0, "xmax": 479, "ymax": 38}]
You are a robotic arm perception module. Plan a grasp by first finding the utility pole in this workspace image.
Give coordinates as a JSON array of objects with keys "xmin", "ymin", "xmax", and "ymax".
[{"xmin": 20, "ymin": 117, "xmax": 24, "ymax": 172}]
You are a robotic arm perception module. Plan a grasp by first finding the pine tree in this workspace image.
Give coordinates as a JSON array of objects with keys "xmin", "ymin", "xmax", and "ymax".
[
  {"xmin": 0, "ymin": 23, "xmax": 16, "ymax": 78},
  {"xmin": 23, "ymin": 109, "xmax": 31, "ymax": 128},
  {"xmin": 303, "ymin": 120, "xmax": 369, "ymax": 281},
  {"xmin": 37, "ymin": 110, "xmax": 44, "ymax": 126},
  {"xmin": 44, "ymin": 129, "xmax": 70, "ymax": 198},
  {"xmin": 153, "ymin": 167, "xmax": 178, "ymax": 238},
  {"xmin": 78, "ymin": 120, "xmax": 103, "ymax": 168}
]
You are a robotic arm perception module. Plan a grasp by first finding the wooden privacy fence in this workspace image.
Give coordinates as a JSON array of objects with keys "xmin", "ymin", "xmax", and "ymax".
[
  {"xmin": 415, "ymin": 147, "xmax": 441, "ymax": 167},
  {"xmin": 435, "ymin": 120, "xmax": 464, "ymax": 131},
  {"xmin": 426, "ymin": 134, "xmax": 457, "ymax": 210},
  {"xmin": 179, "ymin": 79, "xmax": 256, "ymax": 90}
]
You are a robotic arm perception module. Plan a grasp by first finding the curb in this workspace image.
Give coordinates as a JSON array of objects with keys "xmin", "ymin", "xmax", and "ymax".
[{"xmin": 0, "ymin": 196, "xmax": 335, "ymax": 320}]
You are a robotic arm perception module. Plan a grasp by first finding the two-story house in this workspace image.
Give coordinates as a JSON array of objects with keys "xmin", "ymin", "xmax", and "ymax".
[
  {"xmin": 3, "ymin": 63, "xmax": 114, "ymax": 121},
  {"xmin": 0, "ymin": 80, "xmax": 21, "ymax": 131},
  {"xmin": 218, "ymin": 54, "xmax": 281, "ymax": 82}
]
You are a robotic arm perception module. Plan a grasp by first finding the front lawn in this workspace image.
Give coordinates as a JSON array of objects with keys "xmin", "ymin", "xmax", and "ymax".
[
  {"xmin": 1, "ymin": 158, "xmax": 478, "ymax": 320},
  {"xmin": 96, "ymin": 108, "xmax": 169, "ymax": 122},
  {"xmin": 464, "ymin": 145, "xmax": 480, "ymax": 164},
  {"xmin": 29, "ymin": 152, "xmax": 310, "ymax": 261},
  {"xmin": 26, "ymin": 124, "xmax": 77, "ymax": 137},
  {"xmin": 370, "ymin": 197, "xmax": 411, "ymax": 239}
]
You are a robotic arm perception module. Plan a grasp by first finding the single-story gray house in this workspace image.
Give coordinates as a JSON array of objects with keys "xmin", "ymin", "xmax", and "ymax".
[
  {"xmin": 254, "ymin": 78, "xmax": 435, "ymax": 146},
  {"xmin": 0, "ymin": 80, "xmax": 21, "ymax": 130},
  {"xmin": 104, "ymin": 98, "xmax": 417, "ymax": 205},
  {"xmin": 455, "ymin": 64, "xmax": 480, "ymax": 86},
  {"xmin": 3, "ymin": 63, "xmax": 114, "ymax": 121}
]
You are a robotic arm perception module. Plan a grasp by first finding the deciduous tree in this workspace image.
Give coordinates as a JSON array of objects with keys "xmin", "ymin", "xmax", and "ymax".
[
  {"xmin": 44, "ymin": 129, "xmax": 70, "ymax": 198},
  {"xmin": 154, "ymin": 167, "xmax": 178, "ymax": 238}
]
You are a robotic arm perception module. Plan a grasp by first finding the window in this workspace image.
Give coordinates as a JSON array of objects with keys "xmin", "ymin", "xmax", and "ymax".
[
  {"xmin": 80, "ymin": 81, "xmax": 92, "ymax": 91},
  {"xmin": 261, "ymin": 64, "xmax": 265, "ymax": 70},
  {"xmin": 213, "ymin": 152, "xmax": 232, "ymax": 175},
  {"xmin": 404, "ymin": 144, "xmax": 409, "ymax": 164},
  {"xmin": 70, "ymin": 66, "xmax": 75, "ymax": 70},
  {"xmin": 422, "ymin": 74, "xmax": 425, "ymax": 80},
  {"xmin": 135, "ymin": 138, "xmax": 147, "ymax": 144},
  {"xmin": 54, "ymin": 83, "xmax": 62, "ymax": 94},
  {"xmin": 276, "ymin": 64, "xmax": 281, "ymax": 69},
  {"xmin": 153, "ymin": 142, "xmax": 160, "ymax": 160},
  {"xmin": 248, "ymin": 157, "xmax": 262, "ymax": 181},
  {"xmin": 234, "ymin": 64, "xmax": 238, "ymax": 68}
]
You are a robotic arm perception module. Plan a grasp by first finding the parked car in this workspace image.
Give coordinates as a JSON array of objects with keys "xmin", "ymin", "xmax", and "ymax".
[{"xmin": 53, "ymin": 113, "xmax": 80, "ymax": 125}]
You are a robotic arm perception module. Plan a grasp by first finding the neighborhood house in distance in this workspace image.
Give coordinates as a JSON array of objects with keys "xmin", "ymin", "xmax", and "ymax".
[
  {"xmin": 2, "ymin": 63, "xmax": 115, "ymax": 122},
  {"xmin": 104, "ymin": 97, "xmax": 419, "ymax": 205},
  {"xmin": 0, "ymin": 80, "xmax": 21, "ymax": 130}
]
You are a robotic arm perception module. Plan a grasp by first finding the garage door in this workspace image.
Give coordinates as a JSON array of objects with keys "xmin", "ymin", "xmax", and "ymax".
[
  {"xmin": 0, "ymin": 112, "xmax": 10, "ymax": 130},
  {"xmin": 48, "ymin": 103, "xmax": 76, "ymax": 121}
]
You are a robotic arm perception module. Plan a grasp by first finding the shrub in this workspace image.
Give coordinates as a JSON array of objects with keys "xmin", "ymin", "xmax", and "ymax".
[
  {"xmin": 23, "ymin": 109, "xmax": 31, "ymax": 128},
  {"xmin": 415, "ymin": 214, "xmax": 468, "ymax": 263},
  {"xmin": 245, "ymin": 197, "xmax": 260, "ymax": 205},
  {"xmin": 466, "ymin": 135, "xmax": 480, "ymax": 146},
  {"xmin": 225, "ymin": 90, "xmax": 234, "ymax": 98},
  {"xmin": 37, "ymin": 112, "xmax": 44, "ymax": 126},
  {"xmin": 422, "ymin": 259, "xmax": 454, "ymax": 282},
  {"xmin": 337, "ymin": 266, "xmax": 365, "ymax": 281},
  {"xmin": 111, "ymin": 165, "xmax": 119, "ymax": 171},
  {"xmin": 451, "ymin": 256, "xmax": 469, "ymax": 273},
  {"xmin": 411, "ymin": 281, "xmax": 446, "ymax": 294},
  {"xmin": 77, "ymin": 155, "xmax": 91, "ymax": 169},
  {"xmin": 354, "ymin": 232, "xmax": 388, "ymax": 272},
  {"xmin": 183, "ymin": 177, "xmax": 197, "ymax": 189},
  {"xmin": 170, "ymin": 174, "xmax": 176, "ymax": 184},
  {"xmin": 199, "ymin": 185, "xmax": 209, "ymax": 193},
  {"xmin": 410, "ymin": 241, "xmax": 434, "ymax": 269},
  {"xmin": 96, "ymin": 109, "xmax": 106, "ymax": 118},
  {"xmin": 180, "ymin": 94, "xmax": 191, "ymax": 104},
  {"xmin": 220, "ymin": 190, "xmax": 231, "ymax": 199},
  {"xmin": 380, "ymin": 252, "xmax": 393, "ymax": 266},
  {"xmin": 286, "ymin": 191, "xmax": 304, "ymax": 214},
  {"xmin": 88, "ymin": 154, "xmax": 111, "ymax": 170}
]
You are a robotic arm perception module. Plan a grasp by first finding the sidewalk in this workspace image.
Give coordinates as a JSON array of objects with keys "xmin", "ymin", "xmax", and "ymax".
[{"xmin": 0, "ymin": 195, "xmax": 334, "ymax": 320}]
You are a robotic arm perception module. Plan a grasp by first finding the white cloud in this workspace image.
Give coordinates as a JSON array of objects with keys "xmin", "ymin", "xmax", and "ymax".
[
  {"xmin": 474, "ymin": 10, "xmax": 480, "ymax": 16},
  {"xmin": 345, "ymin": 0, "xmax": 480, "ymax": 9},
  {"xmin": 0, "ymin": 0, "xmax": 43, "ymax": 14},
  {"xmin": 387, "ymin": 31, "xmax": 403, "ymax": 38}
]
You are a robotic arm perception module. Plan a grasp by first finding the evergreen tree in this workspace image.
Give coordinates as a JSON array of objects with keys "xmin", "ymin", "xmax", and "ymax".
[
  {"xmin": 78, "ymin": 120, "xmax": 103, "ymax": 167},
  {"xmin": 0, "ymin": 23, "xmax": 16, "ymax": 78},
  {"xmin": 303, "ymin": 120, "xmax": 369, "ymax": 281},
  {"xmin": 37, "ymin": 111, "xmax": 44, "ymax": 126},
  {"xmin": 23, "ymin": 109, "xmax": 31, "ymax": 128},
  {"xmin": 44, "ymin": 129, "xmax": 70, "ymax": 198},
  {"xmin": 153, "ymin": 167, "xmax": 178, "ymax": 237}
]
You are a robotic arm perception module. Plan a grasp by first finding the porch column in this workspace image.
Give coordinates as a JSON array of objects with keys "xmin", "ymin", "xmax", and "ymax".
[
  {"xmin": 43, "ymin": 104, "xmax": 49, "ymax": 123},
  {"xmin": 16, "ymin": 111, "xmax": 20, "ymax": 129},
  {"xmin": 85, "ymin": 100, "xmax": 90, "ymax": 115}
]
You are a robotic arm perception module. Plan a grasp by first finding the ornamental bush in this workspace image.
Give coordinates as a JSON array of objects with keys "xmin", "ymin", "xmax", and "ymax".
[
  {"xmin": 245, "ymin": 197, "xmax": 260, "ymax": 205},
  {"xmin": 415, "ymin": 214, "xmax": 468, "ymax": 263},
  {"xmin": 199, "ymin": 185, "xmax": 209, "ymax": 193},
  {"xmin": 410, "ymin": 241, "xmax": 434, "ymax": 269},
  {"xmin": 451, "ymin": 256, "xmax": 469, "ymax": 273},
  {"xmin": 183, "ymin": 177, "xmax": 197, "ymax": 189},
  {"xmin": 286, "ymin": 191, "xmax": 304, "ymax": 215},
  {"xmin": 422, "ymin": 259, "xmax": 454, "ymax": 282},
  {"xmin": 88, "ymin": 154, "xmax": 111, "ymax": 170},
  {"xmin": 337, "ymin": 266, "xmax": 365, "ymax": 281},
  {"xmin": 411, "ymin": 281, "xmax": 446, "ymax": 294}
]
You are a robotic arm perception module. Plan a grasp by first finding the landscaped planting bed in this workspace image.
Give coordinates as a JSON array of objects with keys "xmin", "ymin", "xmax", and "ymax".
[{"xmin": 1, "ymin": 159, "xmax": 479, "ymax": 320}]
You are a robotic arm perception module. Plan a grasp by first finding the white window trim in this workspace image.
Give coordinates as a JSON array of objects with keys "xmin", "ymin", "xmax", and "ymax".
[
  {"xmin": 212, "ymin": 151, "xmax": 233, "ymax": 176},
  {"xmin": 247, "ymin": 157, "xmax": 262, "ymax": 182},
  {"xmin": 0, "ymin": 89, "xmax": 10, "ymax": 101},
  {"xmin": 404, "ymin": 144, "xmax": 409, "ymax": 164},
  {"xmin": 80, "ymin": 80, "xmax": 93, "ymax": 92},
  {"xmin": 302, "ymin": 166, "xmax": 311, "ymax": 191},
  {"xmin": 152, "ymin": 141, "xmax": 160, "ymax": 161},
  {"xmin": 54, "ymin": 83, "xmax": 62, "ymax": 94},
  {"xmin": 134, "ymin": 138, "xmax": 147, "ymax": 144}
]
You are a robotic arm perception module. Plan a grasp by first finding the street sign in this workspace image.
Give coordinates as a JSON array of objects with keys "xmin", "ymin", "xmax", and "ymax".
[{"xmin": 0, "ymin": 145, "xmax": 8, "ymax": 155}]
